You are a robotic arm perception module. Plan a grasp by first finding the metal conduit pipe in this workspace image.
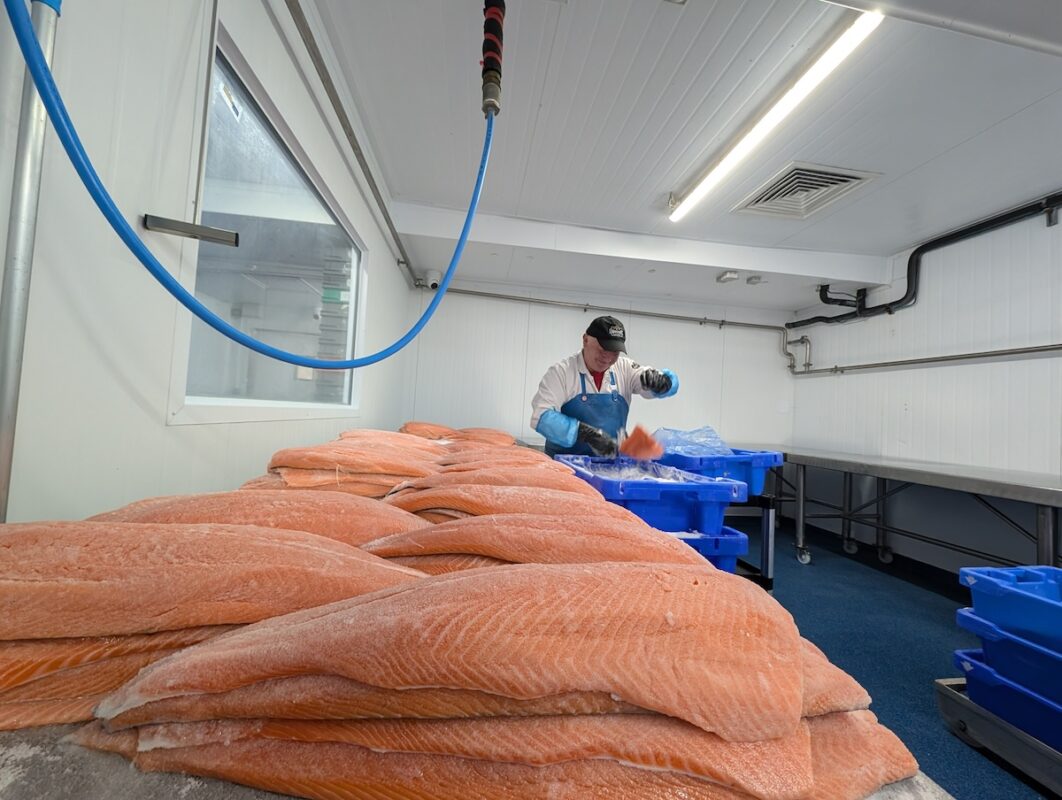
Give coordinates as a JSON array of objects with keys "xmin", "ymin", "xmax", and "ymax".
[
  {"xmin": 789, "ymin": 189, "xmax": 1062, "ymax": 329},
  {"xmin": 441, "ymin": 287, "xmax": 808, "ymax": 371},
  {"xmin": 794, "ymin": 341, "xmax": 1062, "ymax": 376}
]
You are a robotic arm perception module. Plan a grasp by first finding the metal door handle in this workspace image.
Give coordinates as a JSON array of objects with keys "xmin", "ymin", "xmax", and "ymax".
[{"xmin": 142, "ymin": 214, "xmax": 239, "ymax": 247}]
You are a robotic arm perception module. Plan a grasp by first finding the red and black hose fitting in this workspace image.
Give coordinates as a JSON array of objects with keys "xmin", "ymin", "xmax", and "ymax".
[{"xmin": 482, "ymin": 0, "xmax": 505, "ymax": 116}]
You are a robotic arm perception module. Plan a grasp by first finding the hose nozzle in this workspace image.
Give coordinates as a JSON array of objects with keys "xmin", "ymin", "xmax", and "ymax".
[
  {"xmin": 481, "ymin": 0, "xmax": 504, "ymax": 116},
  {"xmin": 482, "ymin": 70, "xmax": 501, "ymax": 117}
]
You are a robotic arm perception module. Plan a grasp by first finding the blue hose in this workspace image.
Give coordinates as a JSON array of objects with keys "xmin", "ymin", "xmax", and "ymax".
[{"xmin": 3, "ymin": 0, "xmax": 493, "ymax": 369}]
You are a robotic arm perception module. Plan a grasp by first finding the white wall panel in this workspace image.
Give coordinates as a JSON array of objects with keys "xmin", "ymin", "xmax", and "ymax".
[
  {"xmin": 792, "ymin": 213, "xmax": 1062, "ymax": 568},
  {"xmin": 6, "ymin": 0, "xmax": 414, "ymax": 521},
  {"xmin": 795, "ymin": 214, "xmax": 1062, "ymax": 475},
  {"xmin": 408, "ymin": 284, "xmax": 794, "ymax": 448},
  {"xmin": 407, "ymin": 291, "xmax": 531, "ymax": 435}
]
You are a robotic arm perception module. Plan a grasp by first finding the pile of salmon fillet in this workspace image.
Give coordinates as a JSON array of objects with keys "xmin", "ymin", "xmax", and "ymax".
[{"xmin": 0, "ymin": 422, "xmax": 919, "ymax": 799}]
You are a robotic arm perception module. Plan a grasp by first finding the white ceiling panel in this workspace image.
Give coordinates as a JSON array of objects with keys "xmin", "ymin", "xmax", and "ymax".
[{"xmin": 317, "ymin": 0, "xmax": 1062, "ymax": 260}]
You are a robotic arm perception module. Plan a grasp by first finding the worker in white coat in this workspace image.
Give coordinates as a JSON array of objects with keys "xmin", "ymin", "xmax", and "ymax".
[{"xmin": 530, "ymin": 316, "xmax": 678, "ymax": 457}]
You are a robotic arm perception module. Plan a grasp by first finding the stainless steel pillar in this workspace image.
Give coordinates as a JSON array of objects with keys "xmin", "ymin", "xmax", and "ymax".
[{"xmin": 0, "ymin": 1, "xmax": 59, "ymax": 521}]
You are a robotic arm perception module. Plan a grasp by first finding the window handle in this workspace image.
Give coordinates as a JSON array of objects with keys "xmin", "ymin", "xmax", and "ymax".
[{"xmin": 142, "ymin": 214, "xmax": 239, "ymax": 247}]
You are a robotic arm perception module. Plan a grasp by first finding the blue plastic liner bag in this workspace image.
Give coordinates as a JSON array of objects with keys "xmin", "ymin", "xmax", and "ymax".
[{"xmin": 653, "ymin": 426, "xmax": 733, "ymax": 456}]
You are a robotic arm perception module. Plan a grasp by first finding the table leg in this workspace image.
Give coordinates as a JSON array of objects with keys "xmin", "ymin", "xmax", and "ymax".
[
  {"xmin": 876, "ymin": 477, "xmax": 893, "ymax": 563},
  {"xmin": 761, "ymin": 501, "xmax": 776, "ymax": 583},
  {"xmin": 795, "ymin": 464, "xmax": 810, "ymax": 564},
  {"xmin": 842, "ymin": 472, "xmax": 856, "ymax": 554},
  {"xmin": 1036, "ymin": 506, "xmax": 1058, "ymax": 566}
]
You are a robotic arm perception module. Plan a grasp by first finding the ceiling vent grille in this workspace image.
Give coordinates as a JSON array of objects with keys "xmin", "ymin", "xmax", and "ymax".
[{"xmin": 734, "ymin": 163, "xmax": 878, "ymax": 219}]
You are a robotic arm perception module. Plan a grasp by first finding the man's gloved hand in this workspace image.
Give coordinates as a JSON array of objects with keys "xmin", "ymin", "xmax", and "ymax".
[
  {"xmin": 640, "ymin": 369, "xmax": 672, "ymax": 395},
  {"xmin": 576, "ymin": 422, "xmax": 618, "ymax": 458}
]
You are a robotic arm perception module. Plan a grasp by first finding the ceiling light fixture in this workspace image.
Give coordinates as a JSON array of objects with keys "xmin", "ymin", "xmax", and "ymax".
[{"xmin": 668, "ymin": 11, "xmax": 883, "ymax": 223}]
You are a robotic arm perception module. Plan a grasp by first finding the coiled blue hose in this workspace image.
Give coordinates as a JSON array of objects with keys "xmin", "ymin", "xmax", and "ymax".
[{"xmin": 3, "ymin": 0, "xmax": 493, "ymax": 369}]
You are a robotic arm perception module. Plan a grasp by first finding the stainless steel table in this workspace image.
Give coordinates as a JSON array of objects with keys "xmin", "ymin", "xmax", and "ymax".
[
  {"xmin": 772, "ymin": 447, "xmax": 1062, "ymax": 567},
  {"xmin": 0, "ymin": 725, "xmax": 956, "ymax": 799}
]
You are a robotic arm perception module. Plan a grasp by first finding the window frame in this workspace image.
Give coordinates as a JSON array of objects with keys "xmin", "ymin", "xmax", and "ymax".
[{"xmin": 166, "ymin": 21, "xmax": 369, "ymax": 426}]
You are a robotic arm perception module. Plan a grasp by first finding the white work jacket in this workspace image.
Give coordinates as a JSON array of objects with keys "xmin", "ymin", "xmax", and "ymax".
[{"xmin": 530, "ymin": 352, "xmax": 659, "ymax": 433}]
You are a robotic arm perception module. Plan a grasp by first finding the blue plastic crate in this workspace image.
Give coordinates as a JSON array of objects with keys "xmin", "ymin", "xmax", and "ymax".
[
  {"xmin": 658, "ymin": 449, "xmax": 783, "ymax": 496},
  {"xmin": 673, "ymin": 527, "xmax": 749, "ymax": 572},
  {"xmin": 556, "ymin": 456, "xmax": 747, "ymax": 535},
  {"xmin": 954, "ymin": 648, "xmax": 1062, "ymax": 752},
  {"xmin": 956, "ymin": 608, "xmax": 1062, "ymax": 706},
  {"xmin": 959, "ymin": 566, "xmax": 1062, "ymax": 652}
]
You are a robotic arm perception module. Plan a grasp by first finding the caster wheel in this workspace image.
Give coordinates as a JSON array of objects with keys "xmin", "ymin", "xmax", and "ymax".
[
  {"xmin": 797, "ymin": 549, "xmax": 812, "ymax": 565},
  {"xmin": 843, "ymin": 539, "xmax": 858, "ymax": 555},
  {"xmin": 878, "ymin": 547, "xmax": 894, "ymax": 564},
  {"xmin": 950, "ymin": 720, "xmax": 982, "ymax": 749}
]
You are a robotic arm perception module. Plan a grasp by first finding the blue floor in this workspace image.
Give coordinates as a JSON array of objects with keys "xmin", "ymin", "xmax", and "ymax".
[{"xmin": 736, "ymin": 522, "xmax": 1053, "ymax": 800}]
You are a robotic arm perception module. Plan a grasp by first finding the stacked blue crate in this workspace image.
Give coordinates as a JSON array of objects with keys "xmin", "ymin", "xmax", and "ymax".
[
  {"xmin": 954, "ymin": 566, "xmax": 1062, "ymax": 752},
  {"xmin": 658, "ymin": 449, "xmax": 784, "ymax": 496},
  {"xmin": 556, "ymin": 456, "xmax": 749, "ymax": 572}
]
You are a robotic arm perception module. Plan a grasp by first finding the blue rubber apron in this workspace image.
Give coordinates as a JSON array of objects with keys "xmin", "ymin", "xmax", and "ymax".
[{"xmin": 544, "ymin": 371, "xmax": 629, "ymax": 457}]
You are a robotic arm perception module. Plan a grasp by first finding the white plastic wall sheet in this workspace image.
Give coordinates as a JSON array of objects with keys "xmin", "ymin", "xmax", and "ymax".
[
  {"xmin": 794, "ymin": 215, "xmax": 1062, "ymax": 475},
  {"xmin": 790, "ymin": 213, "xmax": 1062, "ymax": 569},
  {"xmin": 407, "ymin": 288, "xmax": 794, "ymax": 447}
]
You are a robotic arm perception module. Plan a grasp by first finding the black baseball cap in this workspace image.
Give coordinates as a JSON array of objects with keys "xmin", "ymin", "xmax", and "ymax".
[{"xmin": 586, "ymin": 316, "xmax": 627, "ymax": 353}]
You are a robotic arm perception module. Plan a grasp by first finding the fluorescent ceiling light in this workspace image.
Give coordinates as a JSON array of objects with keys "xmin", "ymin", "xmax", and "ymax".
[{"xmin": 669, "ymin": 11, "xmax": 883, "ymax": 223}]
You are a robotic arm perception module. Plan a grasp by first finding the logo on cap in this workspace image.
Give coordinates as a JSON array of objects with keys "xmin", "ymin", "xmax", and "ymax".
[{"xmin": 608, "ymin": 325, "xmax": 623, "ymax": 337}]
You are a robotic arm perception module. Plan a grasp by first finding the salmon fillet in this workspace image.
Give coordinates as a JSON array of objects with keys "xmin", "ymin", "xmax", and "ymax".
[
  {"xmin": 436, "ymin": 447, "xmax": 554, "ymax": 467},
  {"xmin": 87, "ymin": 490, "xmax": 429, "ymax": 548},
  {"xmin": 338, "ymin": 429, "xmax": 447, "ymax": 456},
  {"xmin": 807, "ymin": 711, "xmax": 918, "ymax": 799},
  {"xmin": 386, "ymin": 467, "xmax": 601, "ymax": 500},
  {"xmin": 74, "ymin": 713, "xmax": 917, "ymax": 800},
  {"xmin": 364, "ymin": 514, "xmax": 704, "ymax": 566},
  {"xmin": 268, "ymin": 442, "xmax": 438, "ymax": 477},
  {"xmin": 132, "ymin": 716, "xmax": 813, "ymax": 800},
  {"xmin": 103, "ymin": 640, "xmax": 865, "ymax": 732},
  {"xmin": 104, "ymin": 675, "xmax": 643, "ymax": 730},
  {"xmin": 399, "ymin": 421, "xmax": 459, "ymax": 439},
  {"xmin": 620, "ymin": 425, "xmax": 664, "ymax": 460},
  {"xmin": 799, "ymin": 639, "xmax": 871, "ymax": 717},
  {"xmin": 0, "ymin": 522, "xmax": 423, "ymax": 639},
  {"xmin": 456, "ymin": 428, "xmax": 517, "ymax": 447},
  {"xmin": 381, "ymin": 485, "xmax": 641, "ymax": 524},
  {"xmin": 388, "ymin": 554, "xmax": 512, "ymax": 574},
  {"xmin": 260, "ymin": 469, "xmax": 409, "ymax": 498},
  {"xmin": 440, "ymin": 458, "xmax": 574, "ymax": 475},
  {"xmin": 271, "ymin": 469, "xmax": 411, "ymax": 488},
  {"xmin": 0, "ymin": 626, "xmax": 232, "ymax": 691},
  {"xmin": 0, "ymin": 650, "xmax": 171, "ymax": 705},
  {"xmin": 241, "ymin": 472, "xmax": 403, "ymax": 498},
  {"xmin": 97, "ymin": 563, "xmax": 804, "ymax": 741},
  {"xmin": 74, "ymin": 726, "xmax": 757, "ymax": 799},
  {"xmin": 0, "ymin": 696, "xmax": 105, "ymax": 731}
]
